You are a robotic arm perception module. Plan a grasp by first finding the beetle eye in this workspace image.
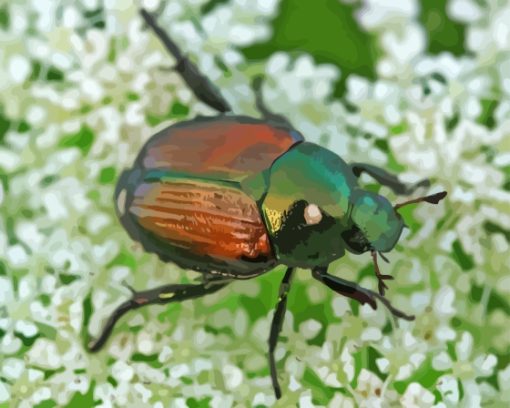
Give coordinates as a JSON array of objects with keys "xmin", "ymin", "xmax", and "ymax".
[{"xmin": 304, "ymin": 203, "xmax": 322, "ymax": 225}]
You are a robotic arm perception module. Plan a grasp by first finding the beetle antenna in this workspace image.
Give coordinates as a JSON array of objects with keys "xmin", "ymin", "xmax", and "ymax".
[{"xmin": 394, "ymin": 191, "xmax": 447, "ymax": 211}]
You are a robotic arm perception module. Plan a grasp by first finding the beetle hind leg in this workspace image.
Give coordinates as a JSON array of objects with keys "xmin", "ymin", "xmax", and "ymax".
[
  {"xmin": 252, "ymin": 76, "xmax": 295, "ymax": 129},
  {"xmin": 350, "ymin": 162, "xmax": 430, "ymax": 195},
  {"xmin": 268, "ymin": 267, "xmax": 295, "ymax": 400},
  {"xmin": 139, "ymin": 8, "xmax": 232, "ymax": 113},
  {"xmin": 87, "ymin": 276, "xmax": 231, "ymax": 352}
]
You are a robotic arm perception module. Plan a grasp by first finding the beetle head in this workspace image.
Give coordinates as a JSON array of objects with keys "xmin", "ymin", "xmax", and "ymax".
[
  {"xmin": 343, "ymin": 189, "xmax": 447, "ymax": 254},
  {"xmin": 343, "ymin": 189, "xmax": 403, "ymax": 254}
]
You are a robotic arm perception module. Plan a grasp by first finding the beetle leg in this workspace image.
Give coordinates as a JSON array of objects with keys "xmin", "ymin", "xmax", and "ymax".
[
  {"xmin": 139, "ymin": 8, "xmax": 232, "ymax": 113},
  {"xmin": 201, "ymin": 273, "xmax": 234, "ymax": 288},
  {"xmin": 252, "ymin": 76, "xmax": 295, "ymax": 129},
  {"xmin": 350, "ymin": 162, "xmax": 430, "ymax": 195},
  {"xmin": 311, "ymin": 267, "xmax": 414, "ymax": 321},
  {"xmin": 371, "ymin": 250, "xmax": 394, "ymax": 296},
  {"xmin": 268, "ymin": 267, "xmax": 295, "ymax": 400},
  {"xmin": 120, "ymin": 279, "xmax": 137, "ymax": 295},
  {"xmin": 87, "ymin": 278, "xmax": 231, "ymax": 352}
]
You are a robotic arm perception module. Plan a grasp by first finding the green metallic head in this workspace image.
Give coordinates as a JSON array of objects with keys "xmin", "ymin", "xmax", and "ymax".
[
  {"xmin": 343, "ymin": 189, "xmax": 448, "ymax": 255},
  {"xmin": 343, "ymin": 189, "xmax": 404, "ymax": 254}
]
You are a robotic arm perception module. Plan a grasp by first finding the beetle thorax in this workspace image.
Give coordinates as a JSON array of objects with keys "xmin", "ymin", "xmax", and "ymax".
[{"xmin": 260, "ymin": 142, "xmax": 358, "ymax": 267}]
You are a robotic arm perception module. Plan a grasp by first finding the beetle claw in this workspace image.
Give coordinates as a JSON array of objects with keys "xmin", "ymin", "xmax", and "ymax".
[
  {"xmin": 377, "ymin": 274, "xmax": 394, "ymax": 295},
  {"xmin": 121, "ymin": 280, "xmax": 138, "ymax": 297},
  {"xmin": 372, "ymin": 251, "xmax": 394, "ymax": 296},
  {"xmin": 378, "ymin": 280, "xmax": 387, "ymax": 296}
]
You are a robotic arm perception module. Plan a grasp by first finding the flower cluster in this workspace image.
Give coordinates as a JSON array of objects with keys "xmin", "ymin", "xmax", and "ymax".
[{"xmin": 0, "ymin": 0, "xmax": 509, "ymax": 406}]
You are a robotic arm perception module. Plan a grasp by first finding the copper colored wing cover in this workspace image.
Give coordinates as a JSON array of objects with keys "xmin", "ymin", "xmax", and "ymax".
[
  {"xmin": 129, "ymin": 178, "xmax": 275, "ymax": 264},
  {"xmin": 137, "ymin": 116, "xmax": 304, "ymax": 180}
]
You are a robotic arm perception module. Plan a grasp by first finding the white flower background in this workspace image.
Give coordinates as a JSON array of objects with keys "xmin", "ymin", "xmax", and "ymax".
[{"xmin": 1, "ymin": 0, "xmax": 510, "ymax": 406}]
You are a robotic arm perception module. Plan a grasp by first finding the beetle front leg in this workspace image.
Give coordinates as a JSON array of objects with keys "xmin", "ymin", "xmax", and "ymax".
[
  {"xmin": 140, "ymin": 9, "xmax": 232, "ymax": 113},
  {"xmin": 350, "ymin": 162, "xmax": 430, "ymax": 195},
  {"xmin": 268, "ymin": 267, "xmax": 295, "ymax": 400},
  {"xmin": 312, "ymin": 267, "xmax": 414, "ymax": 321},
  {"xmin": 87, "ymin": 277, "xmax": 231, "ymax": 352}
]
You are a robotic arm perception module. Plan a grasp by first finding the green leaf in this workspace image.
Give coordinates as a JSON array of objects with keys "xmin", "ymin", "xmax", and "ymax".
[
  {"xmin": 393, "ymin": 359, "xmax": 443, "ymax": 393},
  {"xmin": 64, "ymin": 381, "xmax": 95, "ymax": 408},
  {"xmin": 146, "ymin": 101, "xmax": 190, "ymax": 127},
  {"xmin": 243, "ymin": 0, "xmax": 377, "ymax": 97},
  {"xmin": 0, "ymin": 108, "xmax": 9, "ymax": 145},
  {"xmin": 35, "ymin": 322, "xmax": 57, "ymax": 341},
  {"xmin": 302, "ymin": 366, "xmax": 338, "ymax": 404},
  {"xmin": 59, "ymin": 126, "xmax": 95, "ymax": 155},
  {"xmin": 131, "ymin": 352, "xmax": 164, "ymax": 368},
  {"xmin": 477, "ymin": 99, "xmax": 499, "ymax": 129},
  {"xmin": 99, "ymin": 167, "xmax": 116, "ymax": 184},
  {"xmin": 0, "ymin": 5, "xmax": 9, "ymax": 30},
  {"xmin": 107, "ymin": 249, "xmax": 137, "ymax": 269},
  {"xmin": 29, "ymin": 61, "xmax": 65, "ymax": 82},
  {"xmin": 34, "ymin": 400, "xmax": 57, "ymax": 408},
  {"xmin": 84, "ymin": 8, "xmax": 105, "ymax": 29},
  {"xmin": 80, "ymin": 292, "xmax": 93, "ymax": 348},
  {"xmin": 59, "ymin": 273, "xmax": 80, "ymax": 285},
  {"xmin": 420, "ymin": 0, "xmax": 467, "ymax": 56},
  {"xmin": 186, "ymin": 397, "xmax": 213, "ymax": 408},
  {"xmin": 451, "ymin": 239, "xmax": 475, "ymax": 271}
]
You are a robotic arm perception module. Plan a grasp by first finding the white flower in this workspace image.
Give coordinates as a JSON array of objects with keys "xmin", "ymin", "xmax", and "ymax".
[
  {"xmin": 111, "ymin": 360, "xmax": 135, "ymax": 383},
  {"xmin": 0, "ymin": 381, "xmax": 10, "ymax": 403},
  {"xmin": 26, "ymin": 338, "xmax": 62, "ymax": 369},
  {"xmin": 1, "ymin": 0, "xmax": 510, "ymax": 405},
  {"xmin": 375, "ymin": 331, "xmax": 427, "ymax": 381},
  {"xmin": 496, "ymin": 365, "xmax": 510, "ymax": 404},
  {"xmin": 432, "ymin": 332, "xmax": 497, "ymax": 406},
  {"xmin": 448, "ymin": 0, "xmax": 483, "ymax": 24},
  {"xmin": 410, "ymin": 285, "xmax": 457, "ymax": 345},
  {"xmin": 299, "ymin": 318, "xmax": 322, "ymax": 340},
  {"xmin": 309, "ymin": 339, "xmax": 356, "ymax": 388},
  {"xmin": 400, "ymin": 382, "xmax": 435, "ymax": 408},
  {"xmin": 390, "ymin": 114, "xmax": 508, "ymax": 264},
  {"xmin": 436, "ymin": 375, "xmax": 460, "ymax": 406},
  {"xmin": 223, "ymin": 364, "xmax": 244, "ymax": 389},
  {"xmin": 350, "ymin": 369, "xmax": 398, "ymax": 407},
  {"xmin": 357, "ymin": 0, "xmax": 425, "ymax": 78},
  {"xmin": 413, "ymin": 54, "xmax": 492, "ymax": 120},
  {"xmin": 357, "ymin": 0, "xmax": 418, "ymax": 30}
]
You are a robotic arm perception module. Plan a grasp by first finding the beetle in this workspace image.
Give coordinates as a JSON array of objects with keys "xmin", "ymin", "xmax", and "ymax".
[{"xmin": 87, "ymin": 9, "xmax": 447, "ymax": 399}]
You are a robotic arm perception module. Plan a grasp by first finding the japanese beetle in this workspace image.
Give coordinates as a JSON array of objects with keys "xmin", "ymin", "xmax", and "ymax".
[{"xmin": 88, "ymin": 9, "xmax": 447, "ymax": 400}]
